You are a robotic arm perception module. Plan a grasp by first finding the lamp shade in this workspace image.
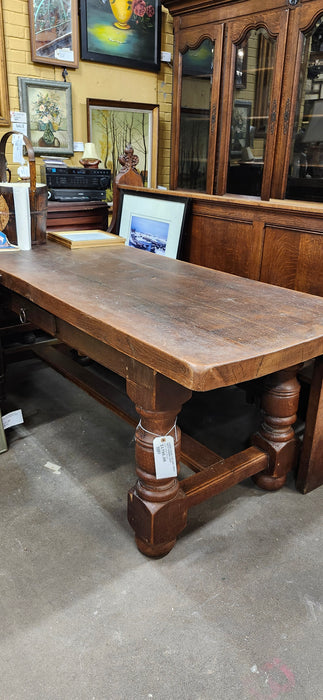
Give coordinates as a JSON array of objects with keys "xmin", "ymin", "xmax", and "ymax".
[{"xmin": 82, "ymin": 142, "xmax": 99, "ymax": 160}]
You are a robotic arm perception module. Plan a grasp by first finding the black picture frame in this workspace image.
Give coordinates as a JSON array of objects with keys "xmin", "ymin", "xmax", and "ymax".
[
  {"xmin": 116, "ymin": 190, "xmax": 190, "ymax": 259},
  {"xmin": 235, "ymin": 42, "xmax": 248, "ymax": 89},
  {"xmin": 79, "ymin": 0, "xmax": 161, "ymax": 73},
  {"xmin": 230, "ymin": 99, "xmax": 252, "ymax": 158}
]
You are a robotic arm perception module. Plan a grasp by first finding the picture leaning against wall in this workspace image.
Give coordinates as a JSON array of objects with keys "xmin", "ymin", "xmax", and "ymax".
[{"xmin": 87, "ymin": 99, "xmax": 158, "ymax": 200}]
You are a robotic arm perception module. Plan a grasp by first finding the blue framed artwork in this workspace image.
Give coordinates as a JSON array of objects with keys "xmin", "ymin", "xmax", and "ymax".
[{"xmin": 79, "ymin": 0, "xmax": 161, "ymax": 72}]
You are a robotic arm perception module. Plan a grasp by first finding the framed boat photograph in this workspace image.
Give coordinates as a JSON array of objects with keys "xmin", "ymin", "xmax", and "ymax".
[
  {"xmin": 79, "ymin": 0, "xmax": 161, "ymax": 72},
  {"xmin": 18, "ymin": 77, "xmax": 74, "ymax": 156}
]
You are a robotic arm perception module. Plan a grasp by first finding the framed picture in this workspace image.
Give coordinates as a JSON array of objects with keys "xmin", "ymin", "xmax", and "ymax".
[
  {"xmin": 116, "ymin": 190, "xmax": 190, "ymax": 259},
  {"xmin": 79, "ymin": 0, "xmax": 161, "ymax": 72},
  {"xmin": 235, "ymin": 42, "xmax": 248, "ymax": 89},
  {"xmin": 18, "ymin": 78, "xmax": 74, "ymax": 156},
  {"xmin": 230, "ymin": 99, "xmax": 252, "ymax": 158},
  {"xmin": 0, "ymin": 0, "xmax": 10, "ymax": 126},
  {"xmin": 28, "ymin": 0, "xmax": 79, "ymax": 68},
  {"xmin": 87, "ymin": 99, "xmax": 158, "ymax": 197}
]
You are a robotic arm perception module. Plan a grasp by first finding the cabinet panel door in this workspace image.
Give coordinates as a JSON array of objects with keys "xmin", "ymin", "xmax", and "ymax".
[
  {"xmin": 171, "ymin": 22, "xmax": 223, "ymax": 193},
  {"xmin": 260, "ymin": 227, "xmax": 323, "ymax": 296},
  {"xmin": 216, "ymin": 9, "xmax": 289, "ymax": 200},
  {"xmin": 272, "ymin": 0, "xmax": 323, "ymax": 201},
  {"xmin": 183, "ymin": 210, "xmax": 264, "ymax": 280}
]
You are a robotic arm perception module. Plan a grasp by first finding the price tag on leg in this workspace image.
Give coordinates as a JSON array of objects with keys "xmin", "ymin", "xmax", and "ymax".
[{"xmin": 153, "ymin": 436, "xmax": 177, "ymax": 479}]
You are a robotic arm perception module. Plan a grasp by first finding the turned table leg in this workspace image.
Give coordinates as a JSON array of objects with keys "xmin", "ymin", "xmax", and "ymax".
[
  {"xmin": 126, "ymin": 375, "xmax": 192, "ymax": 557},
  {"xmin": 252, "ymin": 366, "xmax": 301, "ymax": 491}
]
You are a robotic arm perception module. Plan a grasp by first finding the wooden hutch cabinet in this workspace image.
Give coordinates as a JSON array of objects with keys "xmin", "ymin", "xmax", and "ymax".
[{"xmin": 162, "ymin": 0, "xmax": 323, "ymax": 297}]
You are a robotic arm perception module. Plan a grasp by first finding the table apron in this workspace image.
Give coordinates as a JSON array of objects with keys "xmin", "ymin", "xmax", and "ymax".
[{"xmin": 5, "ymin": 290, "xmax": 156, "ymax": 388}]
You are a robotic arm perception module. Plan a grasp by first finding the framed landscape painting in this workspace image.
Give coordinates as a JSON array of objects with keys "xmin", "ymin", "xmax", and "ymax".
[
  {"xmin": 79, "ymin": 0, "xmax": 161, "ymax": 72},
  {"xmin": 18, "ymin": 77, "xmax": 74, "ymax": 156},
  {"xmin": 87, "ymin": 99, "xmax": 158, "ymax": 198}
]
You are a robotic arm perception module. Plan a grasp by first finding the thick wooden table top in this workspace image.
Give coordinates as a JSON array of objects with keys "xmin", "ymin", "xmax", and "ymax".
[{"xmin": 1, "ymin": 243, "xmax": 323, "ymax": 391}]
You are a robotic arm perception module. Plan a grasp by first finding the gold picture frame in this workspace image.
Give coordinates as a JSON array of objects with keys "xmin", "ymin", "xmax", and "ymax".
[
  {"xmin": 28, "ymin": 0, "xmax": 79, "ymax": 68},
  {"xmin": 0, "ymin": 0, "xmax": 10, "ymax": 126}
]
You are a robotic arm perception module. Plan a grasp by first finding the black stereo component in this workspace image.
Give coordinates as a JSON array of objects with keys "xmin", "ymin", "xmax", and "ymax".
[
  {"xmin": 48, "ymin": 189, "xmax": 107, "ymax": 202},
  {"xmin": 41, "ymin": 166, "xmax": 111, "ymax": 190}
]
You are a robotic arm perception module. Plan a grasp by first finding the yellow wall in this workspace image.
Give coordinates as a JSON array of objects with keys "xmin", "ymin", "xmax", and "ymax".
[{"xmin": 1, "ymin": 0, "xmax": 173, "ymax": 186}]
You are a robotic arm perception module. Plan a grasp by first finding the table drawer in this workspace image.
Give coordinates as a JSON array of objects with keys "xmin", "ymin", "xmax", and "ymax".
[{"xmin": 7, "ymin": 292, "xmax": 57, "ymax": 336}]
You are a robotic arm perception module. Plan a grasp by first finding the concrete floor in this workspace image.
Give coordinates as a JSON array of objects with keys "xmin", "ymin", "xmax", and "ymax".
[{"xmin": 0, "ymin": 357, "xmax": 322, "ymax": 700}]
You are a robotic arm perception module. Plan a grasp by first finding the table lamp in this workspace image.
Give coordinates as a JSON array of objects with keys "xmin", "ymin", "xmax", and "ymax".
[{"xmin": 79, "ymin": 142, "xmax": 101, "ymax": 168}]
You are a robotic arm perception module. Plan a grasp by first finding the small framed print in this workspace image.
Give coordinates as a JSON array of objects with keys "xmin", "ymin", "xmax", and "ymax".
[
  {"xmin": 230, "ymin": 99, "xmax": 252, "ymax": 158},
  {"xmin": 116, "ymin": 190, "xmax": 190, "ymax": 259},
  {"xmin": 28, "ymin": 0, "xmax": 79, "ymax": 68},
  {"xmin": 18, "ymin": 77, "xmax": 74, "ymax": 156}
]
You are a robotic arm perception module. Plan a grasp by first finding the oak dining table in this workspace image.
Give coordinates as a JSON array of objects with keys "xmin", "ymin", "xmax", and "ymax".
[{"xmin": 0, "ymin": 243, "xmax": 322, "ymax": 556}]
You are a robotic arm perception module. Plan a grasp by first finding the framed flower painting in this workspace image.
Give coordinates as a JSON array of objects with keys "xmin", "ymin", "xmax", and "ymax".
[
  {"xmin": 18, "ymin": 78, "xmax": 74, "ymax": 156},
  {"xmin": 79, "ymin": 0, "xmax": 161, "ymax": 72}
]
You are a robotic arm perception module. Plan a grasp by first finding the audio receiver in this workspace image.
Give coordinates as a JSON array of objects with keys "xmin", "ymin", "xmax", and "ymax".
[{"xmin": 41, "ymin": 166, "xmax": 111, "ymax": 190}]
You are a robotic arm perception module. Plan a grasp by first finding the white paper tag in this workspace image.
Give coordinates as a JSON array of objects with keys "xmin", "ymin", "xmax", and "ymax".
[
  {"xmin": 17, "ymin": 163, "xmax": 30, "ymax": 179},
  {"xmin": 11, "ymin": 122, "xmax": 28, "ymax": 136},
  {"xmin": 2, "ymin": 409, "xmax": 24, "ymax": 430},
  {"xmin": 10, "ymin": 111, "xmax": 27, "ymax": 123},
  {"xmin": 73, "ymin": 141, "xmax": 84, "ymax": 152},
  {"xmin": 12, "ymin": 133, "xmax": 24, "ymax": 164},
  {"xmin": 55, "ymin": 48, "xmax": 74, "ymax": 62},
  {"xmin": 153, "ymin": 436, "xmax": 177, "ymax": 479}
]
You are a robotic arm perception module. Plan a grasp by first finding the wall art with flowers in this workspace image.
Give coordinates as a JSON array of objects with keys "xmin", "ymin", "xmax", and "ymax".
[
  {"xmin": 79, "ymin": 0, "xmax": 161, "ymax": 72},
  {"xmin": 18, "ymin": 77, "xmax": 74, "ymax": 156}
]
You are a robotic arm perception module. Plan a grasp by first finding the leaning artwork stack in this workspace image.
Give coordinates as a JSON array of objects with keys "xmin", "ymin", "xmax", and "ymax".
[{"xmin": 0, "ymin": 132, "xmax": 47, "ymax": 249}]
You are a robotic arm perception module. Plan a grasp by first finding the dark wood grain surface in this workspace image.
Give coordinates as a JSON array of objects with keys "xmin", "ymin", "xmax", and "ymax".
[{"xmin": 1, "ymin": 243, "xmax": 323, "ymax": 391}]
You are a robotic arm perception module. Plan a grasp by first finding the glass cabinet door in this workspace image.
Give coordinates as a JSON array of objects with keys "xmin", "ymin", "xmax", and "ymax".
[
  {"xmin": 226, "ymin": 28, "xmax": 277, "ymax": 197},
  {"xmin": 216, "ymin": 9, "xmax": 288, "ymax": 199},
  {"xmin": 178, "ymin": 38, "xmax": 214, "ymax": 191},
  {"xmin": 285, "ymin": 14, "xmax": 323, "ymax": 202},
  {"xmin": 171, "ymin": 25, "xmax": 223, "ymax": 192}
]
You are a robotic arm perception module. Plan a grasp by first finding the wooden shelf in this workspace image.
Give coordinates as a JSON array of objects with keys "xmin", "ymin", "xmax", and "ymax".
[{"xmin": 47, "ymin": 200, "xmax": 109, "ymax": 232}]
